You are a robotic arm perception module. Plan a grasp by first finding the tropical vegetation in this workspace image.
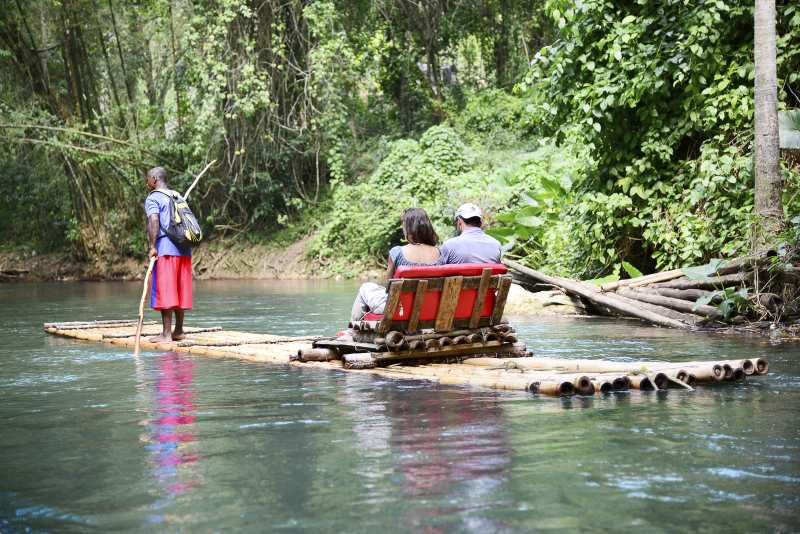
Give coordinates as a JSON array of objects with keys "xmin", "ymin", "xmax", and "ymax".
[{"xmin": 1, "ymin": 0, "xmax": 798, "ymax": 279}]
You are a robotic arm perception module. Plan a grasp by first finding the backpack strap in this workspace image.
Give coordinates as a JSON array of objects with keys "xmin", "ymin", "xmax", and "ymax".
[
  {"xmin": 147, "ymin": 188, "xmax": 180, "ymax": 200},
  {"xmin": 146, "ymin": 189, "xmax": 179, "ymax": 238}
]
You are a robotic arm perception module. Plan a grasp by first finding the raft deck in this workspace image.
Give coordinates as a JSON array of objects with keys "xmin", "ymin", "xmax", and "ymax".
[{"xmin": 43, "ymin": 319, "xmax": 769, "ymax": 397}]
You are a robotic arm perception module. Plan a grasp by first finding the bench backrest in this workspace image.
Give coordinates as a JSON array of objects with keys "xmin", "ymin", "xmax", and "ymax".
[{"xmin": 377, "ymin": 263, "xmax": 512, "ymax": 333}]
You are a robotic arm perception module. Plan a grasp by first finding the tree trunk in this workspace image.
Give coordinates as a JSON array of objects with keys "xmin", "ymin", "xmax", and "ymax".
[{"xmin": 753, "ymin": 0, "xmax": 784, "ymax": 249}]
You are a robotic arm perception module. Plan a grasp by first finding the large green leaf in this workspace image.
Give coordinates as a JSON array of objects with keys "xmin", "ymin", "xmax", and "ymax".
[
  {"xmin": 621, "ymin": 261, "xmax": 643, "ymax": 278},
  {"xmin": 683, "ymin": 258, "xmax": 725, "ymax": 280},
  {"xmin": 515, "ymin": 215, "xmax": 545, "ymax": 227},
  {"xmin": 586, "ymin": 274, "xmax": 620, "ymax": 286}
]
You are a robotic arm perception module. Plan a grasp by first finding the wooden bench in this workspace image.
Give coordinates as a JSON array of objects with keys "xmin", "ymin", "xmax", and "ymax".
[
  {"xmin": 354, "ymin": 263, "xmax": 513, "ymax": 333},
  {"xmin": 304, "ymin": 264, "xmax": 526, "ymax": 368}
]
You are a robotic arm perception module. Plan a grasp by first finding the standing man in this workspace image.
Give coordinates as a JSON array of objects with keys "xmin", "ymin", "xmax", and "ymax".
[
  {"xmin": 145, "ymin": 167, "xmax": 193, "ymax": 342},
  {"xmin": 440, "ymin": 203, "xmax": 502, "ymax": 264}
]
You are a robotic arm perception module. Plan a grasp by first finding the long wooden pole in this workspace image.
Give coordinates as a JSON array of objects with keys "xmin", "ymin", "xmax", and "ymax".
[
  {"xmin": 183, "ymin": 159, "xmax": 216, "ymax": 200},
  {"xmin": 134, "ymin": 256, "xmax": 156, "ymax": 356}
]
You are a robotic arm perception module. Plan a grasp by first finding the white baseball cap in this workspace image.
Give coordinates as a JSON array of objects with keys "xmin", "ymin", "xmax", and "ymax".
[{"xmin": 455, "ymin": 203, "xmax": 482, "ymax": 220}]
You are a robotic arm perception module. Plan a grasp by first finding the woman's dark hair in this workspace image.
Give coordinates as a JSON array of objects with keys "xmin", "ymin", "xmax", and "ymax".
[{"xmin": 402, "ymin": 208, "xmax": 439, "ymax": 246}]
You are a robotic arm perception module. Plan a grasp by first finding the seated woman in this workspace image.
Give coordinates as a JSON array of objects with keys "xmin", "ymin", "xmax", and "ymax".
[{"xmin": 350, "ymin": 208, "xmax": 441, "ymax": 322}]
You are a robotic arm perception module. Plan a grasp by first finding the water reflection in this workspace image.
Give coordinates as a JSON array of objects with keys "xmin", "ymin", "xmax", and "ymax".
[
  {"xmin": 340, "ymin": 373, "xmax": 512, "ymax": 531},
  {"xmin": 389, "ymin": 393, "xmax": 511, "ymax": 532},
  {"xmin": 145, "ymin": 352, "xmax": 200, "ymax": 495}
]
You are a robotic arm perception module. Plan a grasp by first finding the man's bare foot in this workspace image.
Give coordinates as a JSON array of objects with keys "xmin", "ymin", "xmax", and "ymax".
[
  {"xmin": 148, "ymin": 334, "xmax": 173, "ymax": 343},
  {"xmin": 172, "ymin": 330, "xmax": 186, "ymax": 341}
]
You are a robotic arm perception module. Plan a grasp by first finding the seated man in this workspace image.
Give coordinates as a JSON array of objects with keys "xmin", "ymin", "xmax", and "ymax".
[{"xmin": 440, "ymin": 203, "xmax": 501, "ymax": 264}]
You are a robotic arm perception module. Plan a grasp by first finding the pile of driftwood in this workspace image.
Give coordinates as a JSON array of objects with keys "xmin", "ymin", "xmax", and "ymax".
[{"xmin": 505, "ymin": 255, "xmax": 797, "ymax": 329}]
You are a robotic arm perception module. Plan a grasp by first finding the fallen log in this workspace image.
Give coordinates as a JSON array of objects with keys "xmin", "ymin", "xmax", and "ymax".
[
  {"xmin": 504, "ymin": 259, "xmax": 691, "ymax": 329},
  {"xmin": 636, "ymin": 287, "xmax": 721, "ymax": 303},
  {"xmin": 647, "ymin": 272, "xmax": 753, "ymax": 290},
  {"xmin": 610, "ymin": 292, "xmax": 706, "ymax": 325},
  {"xmin": 618, "ymin": 288, "xmax": 724, "ymax": 319},
  {"xmin": 600, "ymin": 269, "xmax": 684, "ymax": 292}
]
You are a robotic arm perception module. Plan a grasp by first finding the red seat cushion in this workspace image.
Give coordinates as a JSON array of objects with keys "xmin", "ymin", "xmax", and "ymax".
[{"xmin": 394, "ymin": 263, "xmax": 507, "ymax": 279}]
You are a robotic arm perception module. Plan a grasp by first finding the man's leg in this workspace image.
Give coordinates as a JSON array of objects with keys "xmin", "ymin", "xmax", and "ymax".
[
  {"xmin": 149, "ymin": 309, "xmax": 173, "ymax": 343},
  {"xmin": 149, "ymin": 256, "xmax": 178, "ymax": 343},
  {"xmin": 173, "ymin": 309, "xmax": 185, "ymax": 340},
  {"xmin": 172, "ymin": 256, "xmax": 192, "ymax": 341}
]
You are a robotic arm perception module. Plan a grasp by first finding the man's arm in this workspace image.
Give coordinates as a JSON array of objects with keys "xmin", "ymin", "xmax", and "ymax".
[
  {"xmin": 147, "ymin": 213, "xmax": 160, "ymax": 258},
  {"xmin": 439, "ymin": 243, "xmax": 452, "ymax": 265}
]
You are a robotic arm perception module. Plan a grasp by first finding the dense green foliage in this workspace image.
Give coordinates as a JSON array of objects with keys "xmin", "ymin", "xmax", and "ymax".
[
  {"xmin": 507, "ymin": 0, "xmax": 800, "ymax": 276},
  {"xmin": 1, "ymin": 0, "xmax": 797, "ymax": 279},
  {"xmin": 309, "ymin": 122, "xmax": 585, "ymax": 274},
  {"xmin": 0, "ymin": 0, "xmax": 549, "ymax": 262}
]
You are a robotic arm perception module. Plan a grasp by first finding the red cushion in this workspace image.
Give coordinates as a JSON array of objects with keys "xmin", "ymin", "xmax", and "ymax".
[{"xmin": 394, "ymin": 263, "xmax": 507, "ymax": 279}]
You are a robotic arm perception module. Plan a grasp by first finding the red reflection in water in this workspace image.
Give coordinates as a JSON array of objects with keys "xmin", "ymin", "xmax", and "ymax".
[
  {"xmin": 391, "ymin": 395, "xmax": 511, "ymax": 532},
  {"xmin": 147, "ymin": 352, "xmax": 200, "ymax": 493}
]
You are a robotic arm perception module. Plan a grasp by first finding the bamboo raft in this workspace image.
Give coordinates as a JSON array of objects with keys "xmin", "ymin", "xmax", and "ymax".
[{"xmin": 43, "ymin": 319, "xmax": 769, "ymax": 397}]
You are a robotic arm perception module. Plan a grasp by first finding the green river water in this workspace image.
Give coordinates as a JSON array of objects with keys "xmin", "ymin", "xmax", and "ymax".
[{"xmin": 1, "ymin": 280, "xmax": 798, "ymax": 533}]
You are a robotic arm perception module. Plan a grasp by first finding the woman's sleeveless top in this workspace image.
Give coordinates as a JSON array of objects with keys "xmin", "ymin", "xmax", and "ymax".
[{"xmin": 389, "ymin": 245, "xmax": 442, "ymax": 268}]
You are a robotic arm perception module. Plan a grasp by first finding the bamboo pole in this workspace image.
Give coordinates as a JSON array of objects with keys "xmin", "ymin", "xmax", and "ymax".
[
  {"xmin": 647, "ymin": 272, "xmax": 752, "ymax": 290},
  {"xmin": 461, "ymin": 357, "xmax": 734, "ymax": 382},
  {"xmin": 391, "ymin": 365, "xmax": 577, "ymax": 396},
  {"xmin": 600, "ymin": 269, "xmax": 684, "ymax": 292},
  {"xmin": 504, "ymin": 259, "xmax": 691, "ymax": 329},
  {"xmin": 297, "ymin": 348, "xmax": 338, "ymax": 362},
  {"xmin": 592, "ymin": 380, "xmax": 613, "ymax": 394},
  {"xmin": 183, "ymin": 159, "xmax": 216, "ymax": 199},
  {"xmin": 134, "ymin": 256, "xmax": 156, "ymax": 357},
  {"xmin": 617, "ymin": 288, "xmax": 723, "ymax": 319},
  {"xmin": 419, "ymin": 364, "xmax": 598, "ymax": 396},
  {"xmin": 627, "ymin": 375, "xmax": 656, "ymax": 390}
]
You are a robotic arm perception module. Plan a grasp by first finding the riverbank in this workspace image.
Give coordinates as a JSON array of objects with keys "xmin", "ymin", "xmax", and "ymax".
[
  {"xmin": 4, "ymin": 241, "xmax": 798, "ymax": 340},
  {"xmin": 0, "ymin": 236, "xmax": 320, "ymax": 282}
]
